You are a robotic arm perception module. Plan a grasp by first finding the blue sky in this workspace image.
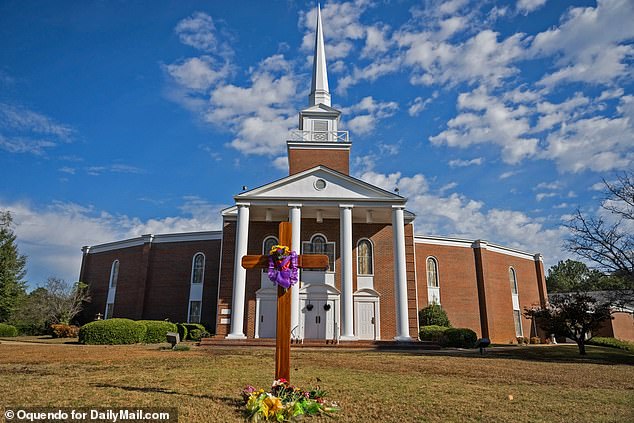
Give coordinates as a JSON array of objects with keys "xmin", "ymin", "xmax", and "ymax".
[{"xmin": 1, "ymin": 0, "xmax": 632, "ymax": 289}]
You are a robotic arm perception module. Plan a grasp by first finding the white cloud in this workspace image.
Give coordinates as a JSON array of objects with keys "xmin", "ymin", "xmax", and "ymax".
[
  {"xmin": 358, "ymin": 169, "xmax": 566, "ymax": 267},
  {"xmin": 343, "ymin": 96, "xmax": 398, "ymax": 135},
  {"xmin": 2, "ymin": 199, "xmax": 225, "ymax": 286},
  {"xmin": 531, "ymin": 0, "xmax": 634, "ymax": 87},
  {"xmin": 164, "ymin": 56, "xmax": 229, "ymax": 91},
  {"xmin": 536, "ymin": 192, "xmax": 556, "ymax": 202},
  {"xmin": 448, "ymin": 157, "xmax": 483, "ymax": 167},
  {"xmin": 397, "ymin": 29, "xmax": 528, "ymax": 88},
  {"xmin": 0, "ymin": 103, "xmax": 75, "ymax": 156},
  {"xmin": 175, "ymin": 12, "xmax": 222, "ymax": 53},
  {"xmin": 430, "ymin": 86, "xmax": 539, "ymax": 164},
  {"xmin": 408, "ymin": 93, "xmax": 438, "ymax": 116},
  {"xmin": 517, "ymin": 0, "xmax": 547, "ymax": 15}
]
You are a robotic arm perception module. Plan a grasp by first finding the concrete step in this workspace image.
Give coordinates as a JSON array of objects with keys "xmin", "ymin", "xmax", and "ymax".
[{"xmin": 198, "ymin": 337, "xmax": 440, "ymax": 350}]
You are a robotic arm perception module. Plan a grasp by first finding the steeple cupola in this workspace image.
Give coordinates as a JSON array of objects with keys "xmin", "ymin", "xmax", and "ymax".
[{"xmin": 287, "ymin": 4, "xmax": 352, "ymax": 176}]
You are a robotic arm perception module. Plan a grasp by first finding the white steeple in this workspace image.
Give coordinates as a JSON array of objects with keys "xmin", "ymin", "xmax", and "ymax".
[{"xmin": 309, "ymin": 4, "xmax": 331, "ymax": 107}]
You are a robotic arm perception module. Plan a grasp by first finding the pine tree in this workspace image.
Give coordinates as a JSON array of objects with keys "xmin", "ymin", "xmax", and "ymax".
[{"xmin": 0, "ymin": 211, "xmax": 27, "ymax": 322}]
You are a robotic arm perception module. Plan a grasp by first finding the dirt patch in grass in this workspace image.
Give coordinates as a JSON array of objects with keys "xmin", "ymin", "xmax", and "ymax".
[{"xmin": 0, "ymin": 344, "xmax": 632, "ymax": 422}]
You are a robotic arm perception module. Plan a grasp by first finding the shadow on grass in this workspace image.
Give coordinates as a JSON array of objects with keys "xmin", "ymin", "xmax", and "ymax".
[
  {"xmin": 399, "ymin": 344, "xmax": 634, "ymax": 366},
  {"xmin": 91, "ymin": 383, "xmax": 242, "ymax": 408}
]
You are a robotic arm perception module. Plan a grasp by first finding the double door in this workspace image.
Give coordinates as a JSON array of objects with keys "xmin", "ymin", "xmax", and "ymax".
[{"xmin": 302, "ymin": 300, "xmax": 335, "ymax": 339}]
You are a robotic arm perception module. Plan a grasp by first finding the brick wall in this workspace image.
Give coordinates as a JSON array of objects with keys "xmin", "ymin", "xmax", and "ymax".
[
  {"xmin": 288, "ymin": 148, "xmax": 349, "ymax": 175},
  {"xmin": 481, "ymin": 250, "xmax": 543, "ymax": 343},
  {"xmin": 80, "ymin": 239, "xmax": 221, "ymax": 329},
  {"xmin": 414, "ymin": 243, "xmax": 482, "ymax": 337}
]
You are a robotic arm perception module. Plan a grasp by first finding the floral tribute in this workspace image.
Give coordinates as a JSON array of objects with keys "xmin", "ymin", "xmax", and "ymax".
[
  {"xmin": 242, "ymin": 378, "xmax": 338, "ymax": 421},
  {"xmin": 267, "ymin": 245, "xmax": 299, "ymax": 289}
]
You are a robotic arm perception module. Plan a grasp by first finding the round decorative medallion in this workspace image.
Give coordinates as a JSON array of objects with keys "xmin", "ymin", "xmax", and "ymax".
[{"xmin": 314, "ymin": 178, "xmax": 327, "ymax": 190}]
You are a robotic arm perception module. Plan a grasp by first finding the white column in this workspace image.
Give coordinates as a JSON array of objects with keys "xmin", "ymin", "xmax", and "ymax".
[
  {"xmin": 392, "ymin": 205, "xmax": 412, "ymax": 341},
  {"xmin": 289, "ymin": 204, "xmax": 302, "ymax": 338},
  {"xmin": 227, "ymin": 203, "xmax": 250, "ymax": 339},
  {"xmin": 340, "ymin": 205, "xmax": 356, "ymax": 340}
]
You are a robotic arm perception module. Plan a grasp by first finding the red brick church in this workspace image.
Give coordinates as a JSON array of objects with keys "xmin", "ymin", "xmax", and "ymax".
[{"xmin": 79, "ymin": 8, "xmax": 548, "ymax": 344}]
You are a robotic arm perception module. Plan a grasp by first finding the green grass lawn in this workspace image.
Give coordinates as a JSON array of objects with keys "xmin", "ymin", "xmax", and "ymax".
[{"xmin": 0, "ymin": 343, "xmax": 632, "ymax": 422}]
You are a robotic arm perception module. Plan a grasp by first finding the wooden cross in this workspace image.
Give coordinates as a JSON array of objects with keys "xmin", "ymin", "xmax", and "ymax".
[{"xmin": 241, "ymin": 222, "xmax": 329, "ymax": 382}]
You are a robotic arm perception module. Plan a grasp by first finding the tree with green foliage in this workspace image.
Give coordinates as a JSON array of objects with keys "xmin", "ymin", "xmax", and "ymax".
[
  {"xmin": 546, "ymin": 259, "xmax": 605, "ymax": 293},
  {"xmin": 0, "ymin": 211, "xmax": 27, "ymax": 322},
  {"xmin": 9, "ymin": 287, "xmax": 50, "ymax": 335},
  {"xmin": 418, "ymin": 303, "xmax": 451, "ymax": 327}
]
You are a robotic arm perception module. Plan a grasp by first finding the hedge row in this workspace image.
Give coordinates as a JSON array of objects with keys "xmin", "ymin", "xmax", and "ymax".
[
  {"xmin": 79, "ymin": 319, "xmax": 209, "ymax": 345},
  {"xmin": 0, "ymin": 323, "xmax": 18, "ymax": 337},
  {"xmin": 588, "ymin": 337, "xmax": 634, "ymax": 353},
  {"xmin": 139, "ymin": 320, "xmax": 178, "ymax": 343},
  {"xmin": 419, "ymin": 325, "xmax": 478, "ymax": 348},
  {"xmin": 79, "ymin": 319, "xmax": 146, "ymax": 345}
]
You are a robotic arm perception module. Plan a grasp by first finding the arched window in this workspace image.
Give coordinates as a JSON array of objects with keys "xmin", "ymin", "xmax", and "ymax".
[
  {"xmin": 263, "ymin": 236, "xmax": 278, "ymax": 255},
  {"xmin": 302, "ymin": 234, "xmax": 335, "ymax": 271},
  {"xmin": 426, "ymin": 257, "xmax": 439, "ymax": 287},
  {"xmin": 191, "ymin": 253, "xmax": 205, "ymax": 284},
  {"xmin": 109, "ymin": 260, "xmax": 119, "ymax": 288},
  {"xmin": 357, "ymin": 239, "xmax": 373, "ymax": 275},
  {"xmin": 509, "ymin": 267, "xmax": 518, "ymax": 294}
]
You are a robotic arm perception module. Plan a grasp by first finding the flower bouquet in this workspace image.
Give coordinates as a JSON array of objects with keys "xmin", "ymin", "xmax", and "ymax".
[
  {"xmin": 242, "ymin": 378, "xmax": 339, "ymax": 421},
  {"xmin": 267, "ymin": 245, "xmax": 298, "ymax": 289}
]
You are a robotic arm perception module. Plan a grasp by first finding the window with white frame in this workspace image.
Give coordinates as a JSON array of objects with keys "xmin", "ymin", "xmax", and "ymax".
[
  {"xmin": 263, "ymin": 236, "xmax": 278, "ymax": 273},
  {"xmin": 513, "ymin": 310, "xmax": 523, "ymax": 337},
  {"xmin": 509, "ymin": 267, "xmax": 518, "ymax": 294},
  {"xmin": 302, "ymin": 234, "xmax": 335, "ymax": 271},
  {"xmin": 105, "ymin": 303, "xmax": 114, "ymax": 319},
  {"xmin": 357, "ymin": 239, "xmax": 373, "ymax": 275},
  {"xmin": 191, "ymin": 253, "xmax": 205, "ymax": 284},
  {"xmin": 188, "ymin": 300, "xmax": 202, "ymax": 323},
  {"xmin": 509, "ymin": 267, "xmax": 522, "ymax": 336},
  {"xmin": 426, "ymin": 257, "xmax": 439, "ymax": 287},
  {"xmin": 109, "ymin": 260, "xmax": 119, "ymax": 288}
]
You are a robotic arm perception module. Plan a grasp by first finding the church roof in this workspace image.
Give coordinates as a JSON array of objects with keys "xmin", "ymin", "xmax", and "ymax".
[{"xmin": 233, "ymin": 165, "xmax": 407, "ymax": 204}]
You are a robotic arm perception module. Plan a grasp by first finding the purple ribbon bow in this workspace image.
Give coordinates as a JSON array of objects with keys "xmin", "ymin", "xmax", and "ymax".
[{"xmin": 267, "ymin": 251, "xmax": 298, "ymax": 289}]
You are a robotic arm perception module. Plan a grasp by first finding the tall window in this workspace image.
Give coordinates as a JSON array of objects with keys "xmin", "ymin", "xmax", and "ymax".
[
  {"xmin": 509, "ymin": 267, "xmax": 518, "ymax": 294},
  {"xmin": 357, "ymin": 239, "xmax": 373, "ymax": 275},
  {"xmin": 426, "ymin": 257, "xmax": 439, "ymax": 287},
  {"xmin": 302, "ymin": 234, "xmax": 335, "ymax": 271},
  {"xmin": 109, "ymin": 260, "xmax": 119, "ymax": 288},
  {"xmin": 189, "ymin": 301, "xmax": 201, "ymax": 323},
  {"xmin": 191, "ymin": 253, "xmax": 205, "ymax": 284},
  {"xmin": 105, "ymin": 303, "xmax": 114, "ymax": 319},
  {"xmin": 513, "ymin": 310, "xmax": 523, "ymax": 337}
]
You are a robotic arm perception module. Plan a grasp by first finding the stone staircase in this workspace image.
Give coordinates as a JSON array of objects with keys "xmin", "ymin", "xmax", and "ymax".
[{"xmin": 199, "ymin": 337, "xmax": 440, "ymax": 350}]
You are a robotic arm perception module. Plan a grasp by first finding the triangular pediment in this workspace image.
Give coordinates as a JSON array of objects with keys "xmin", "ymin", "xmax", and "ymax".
[
  {"xmin": 235, "ymin": 166, "xmax": 405, "ymax": 203},
  {"xmin": 301, "ymin": 103, "xmax": 340, "ymax": 114}
]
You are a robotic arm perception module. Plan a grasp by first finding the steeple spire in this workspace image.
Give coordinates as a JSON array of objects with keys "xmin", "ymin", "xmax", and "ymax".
[{"xmin": 309, "ymin": 4, "xmax": 331, "ymax": 107}]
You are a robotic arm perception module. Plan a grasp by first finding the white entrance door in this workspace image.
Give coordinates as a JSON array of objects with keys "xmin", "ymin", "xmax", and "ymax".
[
  {"xmin": 303, "ymin": 301, "xmax": 326, "ymax": 339},
  {"xmin": 356, "ymin": 301, "xmax": 376, "ymax": 340},
  {"xmin": 258, "ymin": 299, "xmax": 277, "ymax": 338}
]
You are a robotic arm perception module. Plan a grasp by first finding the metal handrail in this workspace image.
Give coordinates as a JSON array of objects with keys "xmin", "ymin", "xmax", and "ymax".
[
  {"xmin": 288, "ymin": 130, "xmax": 349, "ymax": 143},
  {"xmin": 291, "ymin": 324, "xmax": 303, "ymax": 344}
]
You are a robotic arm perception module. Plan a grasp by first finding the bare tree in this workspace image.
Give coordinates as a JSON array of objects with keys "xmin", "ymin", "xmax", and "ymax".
[
  {"xmin": 44, "ymin": 277, "xmax": 91, "ymax": 325},
  {"xmin": 564, "ymin": 171, "xmax": 634, "ymax": 305}
]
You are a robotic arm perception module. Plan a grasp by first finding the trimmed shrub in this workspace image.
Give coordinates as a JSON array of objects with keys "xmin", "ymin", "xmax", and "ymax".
[
  {"xmin": 189, "ymin": 329, "xmax": 204, "ymax": 341},
  {"xmin": 0, "ymin": 323, "xmax": 18, "ymax": 337},
  {"xmin": 79, "ymin": 318, "xmax": 146, "ymax": 345},
  {"xmin": 50, "ymin": 324, "xmax": 79, "ymax": 338},
  {"xmin": 529, "ymin": 336, "xmax": 541, "ymax": 345},
  {"xmin": 182, "ymin": 323, "xmax": 206, "ymax": 338},
  {"xmin": 138, "ymin": 320, "xmax": 178, "ymax": 343},
  {"xmin": 588, "ymin": 337, "xmax": 634, "ymax": 353},
  {"xmin": 173, "ymin": 344, "xmax": 190, "ymax": 351},
  {"xmin": 418, "ymin": 303, "xmax": 451, "ymax": 327},
  {"xmin": 442, "ymin": 328, "xmax": 477, "ymax": 348},
  {"xmin": 419, "ymin": 325, "xmax": 450, "ymax": 343},
  {"xmin": 177, "ymin": 323, "xmax": 188, "ymax": 343}
]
